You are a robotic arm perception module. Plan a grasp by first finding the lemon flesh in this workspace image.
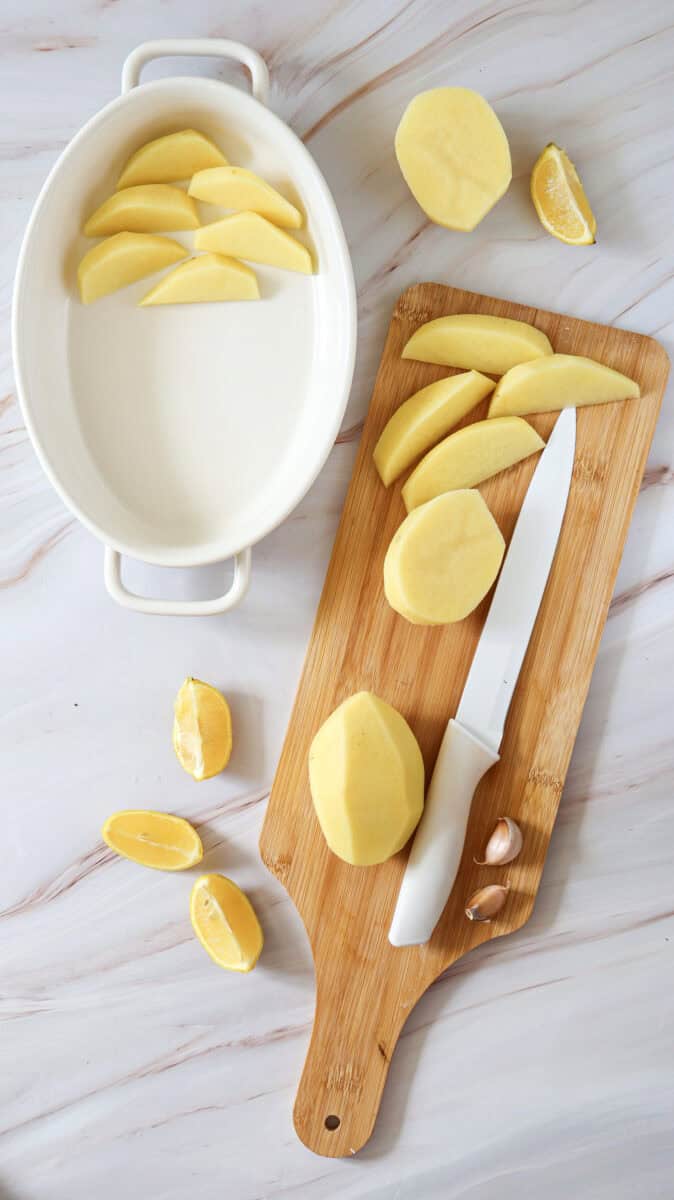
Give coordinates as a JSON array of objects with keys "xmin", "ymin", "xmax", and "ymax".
[
  {"xmin": 102, "ymin": 810, "xmax": 203, "ymax": 870},
  {"xmin": 173, "ymin": 677, "xmax": 232, "ymax": 781},
  {"xmin": 530, "ymin": 143, "xmax": 596, "ymax": 246},
  {"xmin": 190, "ymin": 874, "xmax": 263, "ymax": 972}
]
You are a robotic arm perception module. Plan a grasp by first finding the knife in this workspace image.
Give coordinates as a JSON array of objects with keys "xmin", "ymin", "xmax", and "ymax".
[{"xmin": 389, "ymin": 406, "xmax": 576, "ymax": 947}]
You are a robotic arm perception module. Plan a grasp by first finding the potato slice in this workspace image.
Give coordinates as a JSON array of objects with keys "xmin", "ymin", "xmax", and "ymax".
[
  {"xmin": 403, "ymin": 314, "xmax": 553, "ymax": 375},
  {"xmin": 402, "ymin": 417, "xmax": 544, "ymax": 510},
  {"xmin": 117, "ymin": 129, "xmax": 227, "ymax": 188},
  {"xmin": 139, "ymin": 254, "xmax": 259, "ymax": 305},
  {"xmin": 309, "ymin": 691, "xmax": 424, "ymax": 866},
  {"xmin": 489, "ymin": 354, "xmax": 640, "ymax": 417},
  {"xmin": 374, "ymin": 371, "xmax": 495, "ymax": 486},
  {"xmin": 384, "ymin": 490, "xmax": 505, "ymax": 625},
  {"xmin": 189, "ymin": 167, "xmax": 302, "ymax": 229},
  {"xmin": 84, "ymin": 185, "xmax": 200, "ymax": 237},
  {"xmin": 395, "ymin": 88, "xmax": 511, "ymax": 231},
  {"xmin": 195, "ymin": 212, "xmax": 313, "ymax": 273},
  {"xmin": 77, "ymin": 232, "xmax": 188, "ymax": 304}
]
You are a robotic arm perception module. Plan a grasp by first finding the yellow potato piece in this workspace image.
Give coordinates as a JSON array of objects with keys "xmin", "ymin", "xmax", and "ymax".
[
  {"xmin": 77, "ymin": 232, "xmax": 187, "ymax": 304},
  {"xmin": 384, "ymin": 490, "xmax": 505, "ymax": 625},
  {"xmin": 196, "ymin": 212, "xmax": 313, "ymax": 273},
  {"xmin": 84, "ymin": 185, "xmax": 200, "ymax": 237},
  {"xmin": 140, "ymin": 253, "xmax": 259, "ymax": 305},
  {"xmin": 190, "ymin": 874, "xmax": 263, "ymax": 972},
  {"xmin": 189, "ymin": 167, "xmax": 302, "ymax": 229},
  {"xmin": 531, "ymin": 143, "xmax": 596, "ymax": 246},
  {"xmin": 308, "ymin": 692, "xmax": 424, "ymax": 866},
  {"xmin": 403, "ymin": 314, "xmax": 553, "ymax": 375},
  {"xmin": 102, "ymin": 810, "xmax": 203, "ymax": 871},
  {"xmin": 402, "ymin": 417, "xmax": 544, "ymax": 511},
  {"xmin": 374, "ymin": 370, "xmax": 495, "ymax": 486},
  {"xmin": 489, "ymin": 354, "xmax": 640, "ymax": 418},
  {"xmin": 117, "ymin": 129, "xmax": 227, "ymax": 188},
  {"xmin": 395, "ymin": 88, "xmax": 511, "ymax": 231},
  {"xmin": 173, "ymin": 677, "xmax": 232, "ymax": 782}
]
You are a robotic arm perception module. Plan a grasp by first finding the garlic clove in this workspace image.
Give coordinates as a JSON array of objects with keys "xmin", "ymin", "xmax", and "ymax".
[
  {"xmin": 465, "ymin": 882, "xmax": 510, "ymax": 922},
  {"xmin": 474, "ymin": 816, "xmax": 522, "ymax": 866}
]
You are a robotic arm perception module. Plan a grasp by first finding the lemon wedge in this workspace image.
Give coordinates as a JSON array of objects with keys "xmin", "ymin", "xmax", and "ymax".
[
  {"xmin": 173, "ymin": 678, "xmax": 232, "ymax": 781},
  {"xmin": 530, "ymin": 143, "xmax": 596, "ymax": 246},
  {"xmin": 190, "ymin": 874, "xmax": 263, "ymax": 972},
  {"xmin": 102, "ymin": 810, "xmax": 203, "ymax": 870}
]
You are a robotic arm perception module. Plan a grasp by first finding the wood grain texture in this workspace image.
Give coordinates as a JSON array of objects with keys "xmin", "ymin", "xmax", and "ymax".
[{"xmin": 259, "ymin": 283, "xmax": 669, "ymax": 1158}]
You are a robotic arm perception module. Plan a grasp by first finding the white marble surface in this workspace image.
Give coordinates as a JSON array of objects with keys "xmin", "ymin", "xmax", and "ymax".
[{"xmin": 2, "ymin": 2, "xmax": 674, "ymax": 1195}]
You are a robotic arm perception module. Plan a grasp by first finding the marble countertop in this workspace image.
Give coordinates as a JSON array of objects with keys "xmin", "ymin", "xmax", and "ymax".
[{"xmin": 2, "ymin": 2, "xmax": 674, "ymax": 1196}]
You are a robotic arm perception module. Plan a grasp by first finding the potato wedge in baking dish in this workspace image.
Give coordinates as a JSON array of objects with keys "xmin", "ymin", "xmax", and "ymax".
[
  {"xmin": 117, "ymin": 128, "xmax": 227, "ymax": 188},
  {"xmin": 77, "ymin": 232, "xmax": 188, "ymax": 303},
  {"xmin": 196, "ymin": 211, "xmax": 313, "ymax": 273},
  {"xmin": 139, "ymin": 254, "xmax": 260, "ymax": 305},
  {"xmin": 189, "ymin": 166, "xmax": 302, "ymax": 228},
  {"xmin": 84, "ymin": 185, "xmax": 200, "ymax": 237}
]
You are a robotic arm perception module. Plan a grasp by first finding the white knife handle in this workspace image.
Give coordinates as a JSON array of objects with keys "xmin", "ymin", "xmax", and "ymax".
[{"xmin": 389, "ymin": 720, "xmax": 500, "ymax": 947}]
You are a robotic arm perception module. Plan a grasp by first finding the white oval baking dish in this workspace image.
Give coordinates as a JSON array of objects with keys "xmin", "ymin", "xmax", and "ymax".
[{"xmin": 12, "ymin": 39, "xmax": 356, "ymax": 615}]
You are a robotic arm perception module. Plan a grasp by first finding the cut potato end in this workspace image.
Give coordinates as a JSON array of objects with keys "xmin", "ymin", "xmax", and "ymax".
[
  {"xmin": 140, "ymin": 254, "xmax": 260, "ymax": 305},
  {"xmin": 117, "ymin": 129, "xmax": 227, "ymax": 188},
  {"xmin": 195, "ymin": 211, "xmax": 313, "ymax": 273},
  {"xmin": 189, "ymin": 166, "xmax": 302, "ymax": 229},
  {"xmin": 489, "ymin": 354, "xmax": 640, "ymax": 418},
  {"xmin": 531, "ymin": 143, "xmax": 596, "ymax": 246},
  {"xmin": 402, "ymin": 417, "xmax": 544, "ymax": 510},
  {"xmin": 403, "ymin": 314, "xmax": 553, "ymax": 375},
  {"xmin": 84, "ymin": 184, "xmax": 200, "ymax": 237},
  {"xmin": 395, "ymin": 87, "xmax": 511, "ymax": 231},
  {"xmin": 190, "ymin": 874, "xmax": 263, "ymax": 972},
  {"xmin": 374, "ymin": 371, "xmax": 496, "ymax": 486},
  {"xmin": 384, "ymin": 490, "xmax": 505, "ymax": 625},
  {"xmin": 77, "ymin": 232, "xmax": 188, "ymax": 304}
]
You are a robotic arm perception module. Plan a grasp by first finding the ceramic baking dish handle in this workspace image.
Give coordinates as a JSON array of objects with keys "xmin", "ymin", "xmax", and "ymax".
[
  {"xmin": 121, "ymin": 38, "xmax": 270, "ymax": 103},
  {"xmin": 104, "ymin": 547, "xmax": 252, "ymax": 617}
]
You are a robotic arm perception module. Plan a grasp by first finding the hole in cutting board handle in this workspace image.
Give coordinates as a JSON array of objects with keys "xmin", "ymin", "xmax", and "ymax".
[{"xmin": 324, "ymin": 1114, "xmax": 341, "ymax": 1131}]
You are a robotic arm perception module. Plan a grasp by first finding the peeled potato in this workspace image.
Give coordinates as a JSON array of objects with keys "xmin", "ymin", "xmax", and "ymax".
[
  {"xmin": 117, "ymin": 129, "xmax": 227, "ymax": 188},
  {"xmin": 402, "ymin": 417, "xmax": 544, "ymax": 510},
  {"xmin": 84, "ymin": 185, "xmax": 200, "ymax": 237},
  {"xmin": 196, "ymin": 212, "xmax": 313, "ymax": 273},
  {"xmin": 140, "ymin": 254, "xmax": 259, "ymax": 305},
  {"xmin": 384, "ymin": 490, "xmax": 505, "ymax": 625},
  {"xmin": 77, "ymin": 233, "xmax": 188, "ymax": 304},
  {"xmin": 395, "ymin": 88, "xmax": 511, "ymax": 231},
  {"xmin": 373, "ymin": 371, "xmax": 495, "ymax": 486},
  {"xmin": 489, "ymin": 354, "xmax": 640, "ymax": 417},
  {"xmin": 189, "ymin": 167, "xmax": 302, "ymax": 229},
  {"xmin": 403, "ymin": 314, "xmax": 553, "ymax": 375}
]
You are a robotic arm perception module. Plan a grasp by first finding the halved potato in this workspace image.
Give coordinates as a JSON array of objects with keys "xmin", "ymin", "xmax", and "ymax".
[
  {"xmin": 373, "ymin": 371, "xmax": 495, "ymax": 486},
  {"xmin": 139, "ymin": 253, "xmax": 259, "ymax": 305},
  {"xmin": 384, "ymin": 490, "xmax": 505, "ymax": 625},
  {"xmin": 195, "ymin": 212, "xmax": 313, "ymax": 273},
  {"xmin": 77, "ymin": 233, "xmax": 188, "ymax": 304},
  {"xmin": 402, "ymin": 417, "xmax": 544, "ymax": 510},
  {"xmin": 403, "ymin": 314, "xmax": 553, "ymax": 375},
  {"xmin": 117, "ymin": 129, "xmax": 227, "ymax": 188},
  {"xmin": 395, "ymin": 88, "xmax": 511, "ymax": 231},
  {"xmin": 489, "ymin": 354, "xmax": 640, "ymax": 417},
  {"xmin": 84, "ymin": 185, "xmax": 200, "ymax": 237},
  {"xmin": 189, "ymin": 167, "xmax": 302, "ymax": 229}
]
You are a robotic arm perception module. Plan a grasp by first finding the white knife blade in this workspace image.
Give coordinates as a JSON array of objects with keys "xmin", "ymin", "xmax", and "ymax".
[{"xmin": 389, "ymin": 407, "xmax": 576, "ymax": 947}]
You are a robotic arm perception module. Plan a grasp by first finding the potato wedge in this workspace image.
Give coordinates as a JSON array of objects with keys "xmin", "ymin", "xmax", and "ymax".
[
  {"xmin": 384, "ymin": 490, "xmax": 505, "ymax": 625},
  {"xmin": 84, "ymin": 185, "xmax": 200, "ymax": 237},
  {"xmin": 117, "ymin": 129, "xmax": 227, "ymax": 188},
  {"xmin": 189, "ymin": 167, "xmax": 302, "ymax": 229},
  {"xmin": 402, "ymin": 417, "xmax": 544, "ymax": 510},
  {"xmin": 77, "ymin": 233, "xmax": 188, "ymax": 304},
  {"xmin": 195, "ymin": 211, "xmax": 313, "ymax": 273},
  {"xmin": 403, "ymin": 314, "xmax": 553, "ymax": 375},
  {"xmin": 373, "ymin": 371, "xmax": 495, "ymax": 486},
  {"xmin": 139, "ymin": 254, "xmax": 259, "ymax": 305},
  {"xmin": 489, "ymin": 354, "xmax": 640, "ymax": 417}
]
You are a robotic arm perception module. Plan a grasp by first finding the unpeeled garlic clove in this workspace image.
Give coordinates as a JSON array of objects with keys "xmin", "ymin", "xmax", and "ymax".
[
  {"xmin": 465, "ymin": 882, "xmax": 510, "ymax": 922},
  {"xmin": 474, "ymin": 817, "xmax": 522, "ymax": 866}
]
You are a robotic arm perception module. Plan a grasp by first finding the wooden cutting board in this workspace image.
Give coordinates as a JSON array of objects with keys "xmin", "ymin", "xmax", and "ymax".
[{"xmin": 259, "ymin": 283, "xmax": 669, "ymax": 1158}]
